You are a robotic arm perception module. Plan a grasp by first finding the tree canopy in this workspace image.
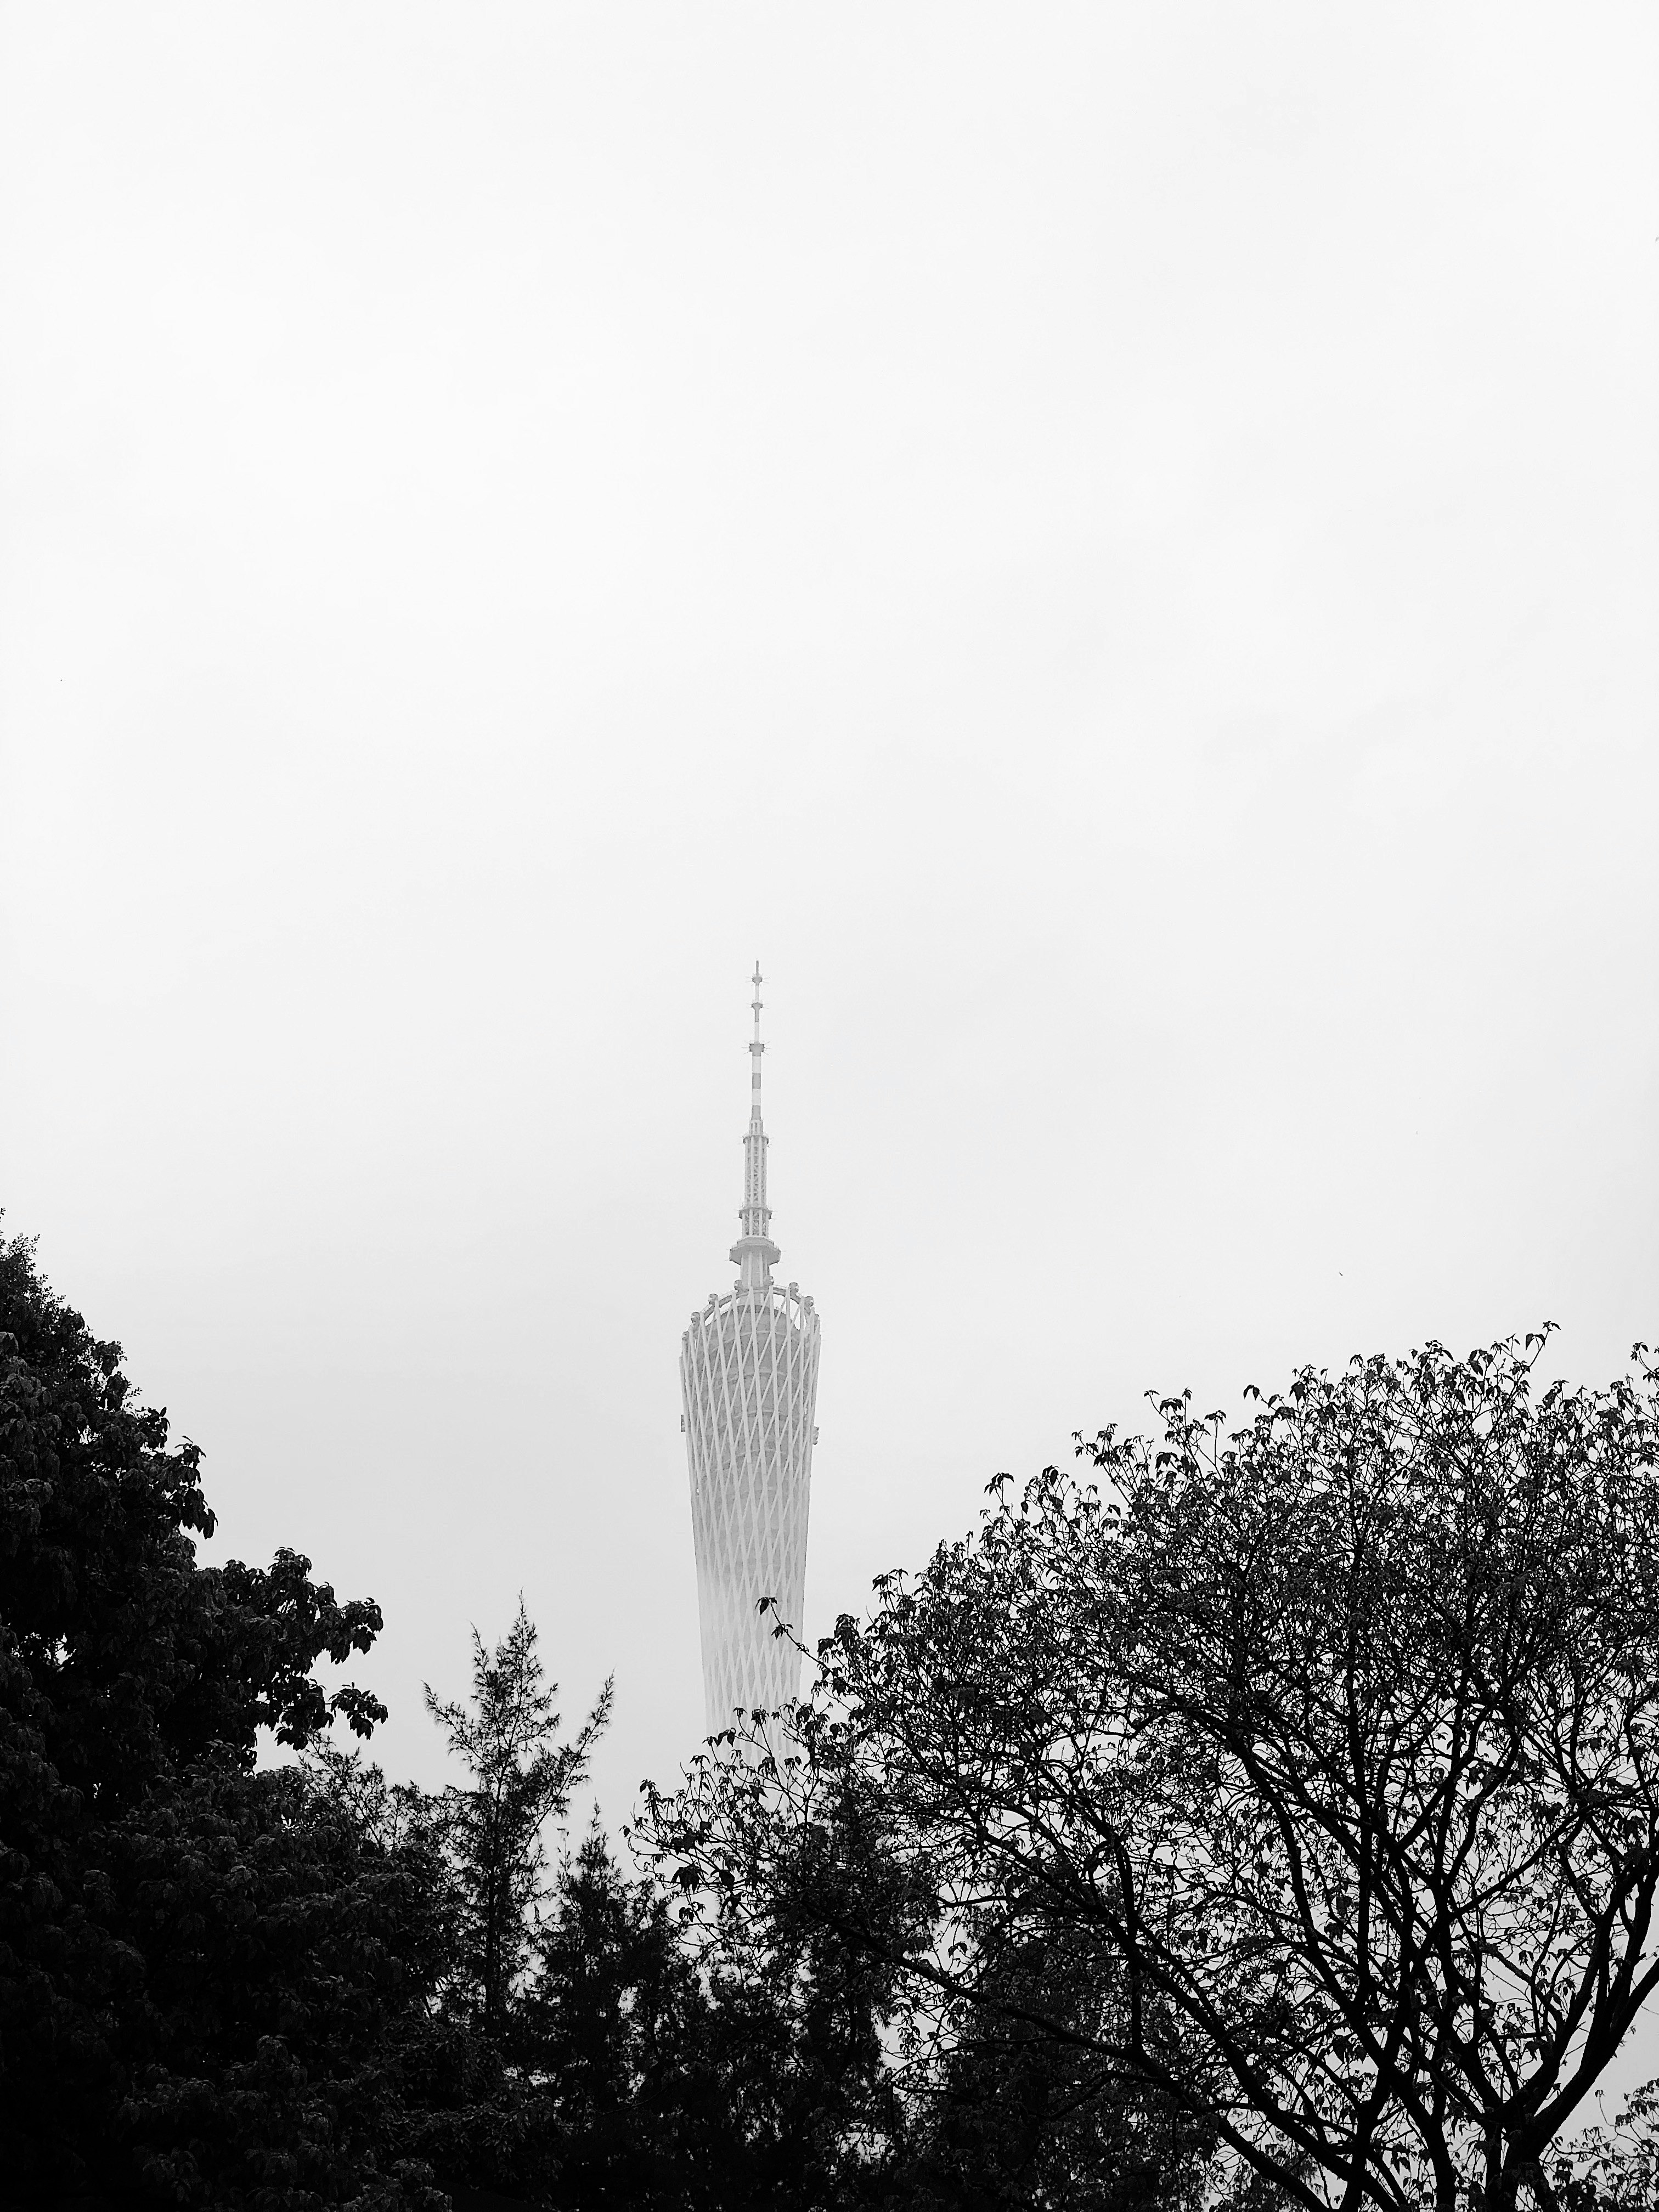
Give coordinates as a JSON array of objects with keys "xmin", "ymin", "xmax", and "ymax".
[
  {"xmin": 9, "ymin": 1215, "xmax": 1659, "ymax": 2210},
  {"xmin": 0, "ymin": 1230, "xmax": 936, "ymax": 2209},
  {"xmin": 424, "ymin": 1602, "xmax": 612, "ymax": 2042},
  {"xmin": 646, "ymin": 1333, "xmax": 1659, "ymax": 2212},
  {"xmin": 0, "ymin": 1227, "xmax": 422, "ymax": 2204}
]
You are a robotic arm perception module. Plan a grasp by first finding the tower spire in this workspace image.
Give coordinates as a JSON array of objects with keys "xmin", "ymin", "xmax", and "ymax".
[
  {"xmin": 731, "ymin": 961, "xmax": 780, "ymax": 1289},
  {"xmin": 681, "ymin": 966, "xmax": 822, "ymax": 1728}
]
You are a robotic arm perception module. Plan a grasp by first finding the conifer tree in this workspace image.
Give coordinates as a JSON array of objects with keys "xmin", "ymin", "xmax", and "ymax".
[{"xmin": 425, "ymin": 1602, "xmax": 612, "ymax": 2041}]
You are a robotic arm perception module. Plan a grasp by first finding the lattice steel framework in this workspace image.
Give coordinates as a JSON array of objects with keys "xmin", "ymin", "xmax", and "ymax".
[{"xmin": 680, "ymin": 968, "xmax": 821, "ymax": 1730}]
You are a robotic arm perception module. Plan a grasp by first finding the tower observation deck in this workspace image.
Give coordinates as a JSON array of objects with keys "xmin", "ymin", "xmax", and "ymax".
[{"xmin": 679, "ymin": 968, "xmax": 821, "ymax": 1730}]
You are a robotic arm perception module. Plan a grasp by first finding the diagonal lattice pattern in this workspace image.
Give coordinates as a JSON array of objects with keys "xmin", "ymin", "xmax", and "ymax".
[{"xmin": 681, "ymin": 1280, "xmax": 820, "ymax": 1729}]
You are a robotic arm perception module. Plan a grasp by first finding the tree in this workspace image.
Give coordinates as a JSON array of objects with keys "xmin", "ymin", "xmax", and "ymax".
[
  {"xmin": 631, "ymin": 1753, "xmax": 937, "ymax": 2209},
  {"xmin": 425, "ymin": 1601, "xmax": 612, "ymax": 2043},
  {"xmin": 517, "ymin": 1822, "xmax": 713, "ymax": 2207},
  {"xmin": 888, "ymin": 1918, "xmax": 1214, "ymax": 2212},
  {"xmin": 0, "ymin": 1218, "xmax": 1223, "ymax": 2207},
  {"xmin": 649, "ymin": 1334, "xmax": 1659, "ymax": 2212},
  {"xmin": 106, "ymin": 1753, "xmax": 453, "ymax": 2210},
  {"xmin": 0, "ymin": 1226, "xmax": 437, "ymax": 2207},
  {"xmin": 645, "ymin": 1731, "xmax": 1211, "ymax": 2211}
]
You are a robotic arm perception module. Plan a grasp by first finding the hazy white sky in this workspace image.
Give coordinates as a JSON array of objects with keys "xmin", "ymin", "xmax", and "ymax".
[{"xmin": 3, "ymin": 5, "xmax": 1656, "ymax": 1869}]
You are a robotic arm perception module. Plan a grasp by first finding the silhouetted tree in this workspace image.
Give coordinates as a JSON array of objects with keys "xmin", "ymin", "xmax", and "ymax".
[
  {"xmin": 889, "ymin": 1919, "xmax": 1214, "ymax": 2212},
  {"xmin": 672, "ymin": 1767, "xmax": 927, "ymax": 2207},
  {"xmin": 0, "ymin": 1227, "xmax": 437, "ymax": 2207},
  {"xmin": 647, "ymin": 1334, "xmax": 1659, "ymax": 2212},
  {"xmin": 425, "ymin": 1601, "xmax": 612, "ymax": 2044},
  {"xmin": 518, "ymin": 1825, "xmax": 711, "ymax": 2205},
  {"xmin": 408, "ymin": 1636, "xmax": 919, "ymax": 2209},
  {"xmin": 43, "ymin": 1204, "xmax": 1647, "ymax": 2210},
  {"xmin": 644, "ymin": 1736, "xmax": 1213, "ymax": 2211}
]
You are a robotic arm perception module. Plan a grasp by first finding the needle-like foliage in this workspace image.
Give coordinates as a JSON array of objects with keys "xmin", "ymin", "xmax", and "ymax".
[{"xmin": 425, "ymin": 1601, "xmax": 612, "ymax": 2040}]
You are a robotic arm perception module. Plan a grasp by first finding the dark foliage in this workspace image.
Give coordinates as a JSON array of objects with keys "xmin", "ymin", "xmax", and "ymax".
[
  {"xmin": 639, "ymin": 1734, "xmax": 1215, "ymax": 2212},
  {"xmin": 0, "ymin": 1230, "xmax": 431, "ymax": 2207},
  {"xmin": 424, "ymin": 1604, "xmax": 611, "ymax": 2044},
  {"xmin": 19, "ymin": 1218, "xmax": 1657, "ymax": 2210},
  {"xmin": 395, "ymin": 1620, "xmax": 918, "ymax": 2209},
  {"xmin": 641, "ymin": 1334, "xmax": 1659, "ymax": 2212},
  {"xmin": 891, "ymin": 1922, "xmax": 1215, "ymax": 2212}
]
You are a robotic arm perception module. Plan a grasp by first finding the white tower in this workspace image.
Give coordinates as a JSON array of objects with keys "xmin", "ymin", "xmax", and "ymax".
[{"xmin": 680, "ymin": 968, "xmax": 822, "ymax": 1729}]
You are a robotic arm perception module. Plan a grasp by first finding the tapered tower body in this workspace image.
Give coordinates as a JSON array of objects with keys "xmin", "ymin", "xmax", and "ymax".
[{"xmin": 680, "ymin": 970, "xmax": 821, "ymax": 1730}]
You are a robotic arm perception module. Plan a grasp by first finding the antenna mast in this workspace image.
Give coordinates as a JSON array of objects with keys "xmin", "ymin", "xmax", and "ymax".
[{"xmin": 731, "ymin": 961, "xmax": 780, "ymax": 1290}]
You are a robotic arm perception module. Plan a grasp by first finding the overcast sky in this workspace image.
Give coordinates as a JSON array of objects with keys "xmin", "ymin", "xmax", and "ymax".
[{"xmin": 3, "ymin": 3, "xmax": 1656, "ymax": 1899}]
